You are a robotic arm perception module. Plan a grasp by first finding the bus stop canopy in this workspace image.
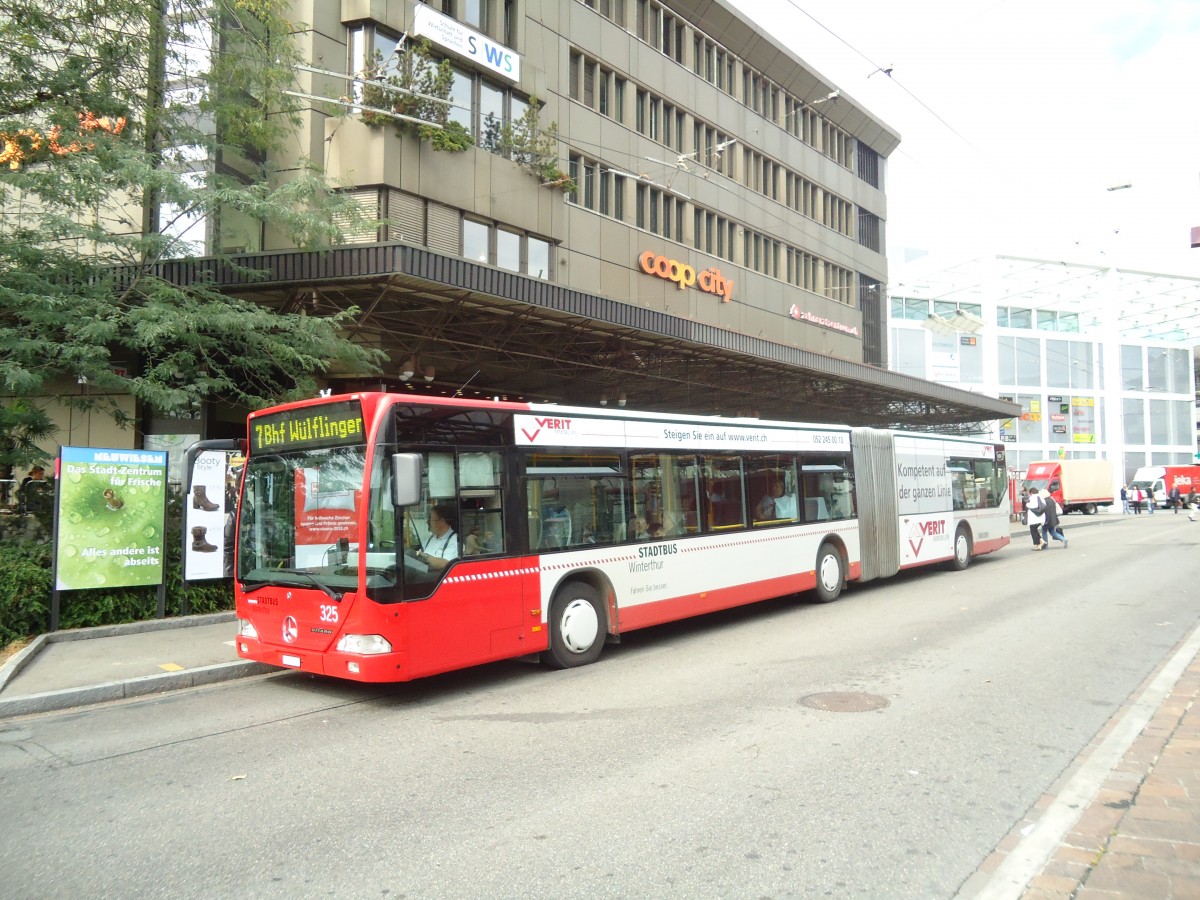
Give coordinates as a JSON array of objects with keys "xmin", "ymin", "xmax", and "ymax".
[{"xmin": 156, "ymin": 245, "xmax": 1019, "ymax": 433}]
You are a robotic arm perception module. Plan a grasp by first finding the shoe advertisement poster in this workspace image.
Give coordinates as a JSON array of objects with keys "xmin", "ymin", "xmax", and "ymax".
[
  {"xmin": 54, "ymin": 447, "xmax": 168, "ymax": 590},
  {"xmin": 184, "ymin": 450, "xmax": 238, "ymax": 581}
]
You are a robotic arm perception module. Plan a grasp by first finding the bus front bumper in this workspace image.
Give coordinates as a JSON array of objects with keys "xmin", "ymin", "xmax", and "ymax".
[{"xmin": 236, "ymin": 638, "xmax": 408, "ymax": 682}]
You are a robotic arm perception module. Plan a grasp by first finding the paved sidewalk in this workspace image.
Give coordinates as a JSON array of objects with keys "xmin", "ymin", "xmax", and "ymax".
[
  {"xmin": 962, "ymin": 623, "xmax": 1200, "ymax": 899},
  {"xmin": 1022, "ymin": 653, "xmax": 1200, "ymax": 899},
  {"xmin": 0, "ymin": 612, "xmax": 271, "ymax": 718}
]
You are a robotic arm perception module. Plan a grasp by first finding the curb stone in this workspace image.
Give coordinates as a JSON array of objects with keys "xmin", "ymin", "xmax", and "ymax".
[{"xmin": 0, "ymin": 611, "xmax": 255, "ymax": 719}]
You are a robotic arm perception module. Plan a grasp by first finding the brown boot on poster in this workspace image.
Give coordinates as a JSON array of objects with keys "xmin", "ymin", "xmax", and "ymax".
[
  {"xmin": 191, "ymin": 526, "xmax": 217, "ymax": 552},
  {"xmin": 192, "ymin": 485, "xmax": 220, "ymax": 511}
]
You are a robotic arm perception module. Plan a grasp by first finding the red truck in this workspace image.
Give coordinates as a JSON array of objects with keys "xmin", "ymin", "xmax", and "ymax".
[{"xmin": 1023, "ymin": 459, "xmax": 1114, "ymax": 515}]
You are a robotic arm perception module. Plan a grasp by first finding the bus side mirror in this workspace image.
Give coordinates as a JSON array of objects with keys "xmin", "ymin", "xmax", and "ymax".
[{"xmin": 391, "ymin": 454, "xmax": 422, "ymax": 508}]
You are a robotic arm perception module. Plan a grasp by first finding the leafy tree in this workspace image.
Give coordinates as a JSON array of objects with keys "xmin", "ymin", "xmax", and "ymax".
[{"xmin": 0, "ymin": 0, "xmax": 384, "ymax": 470}]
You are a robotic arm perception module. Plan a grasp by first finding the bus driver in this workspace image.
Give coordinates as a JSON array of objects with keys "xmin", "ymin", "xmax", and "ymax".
[{"xmin": 415, "ymin": 504, "xmax": 459, "ymax": 571}]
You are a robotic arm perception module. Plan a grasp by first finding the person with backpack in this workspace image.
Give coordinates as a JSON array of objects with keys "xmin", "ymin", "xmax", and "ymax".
[
  {"xmin": 1024, "ymin": 489, "xmax": 1047, "ymax": 549},
  {"xmin": 1040, "ymin": 490, "xmax": 1068, "ymax": 549}
]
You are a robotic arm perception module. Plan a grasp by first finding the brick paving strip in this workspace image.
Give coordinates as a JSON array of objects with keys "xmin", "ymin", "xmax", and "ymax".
[{"xmin": 959, "ymin": 623, "xmax": 1200, "ymax": 900}]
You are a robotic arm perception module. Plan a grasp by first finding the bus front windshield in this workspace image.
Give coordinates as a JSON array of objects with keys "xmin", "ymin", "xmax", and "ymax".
[{"xmin": 237, "ymin": 445, "xmax": 370, "ymax": 596}]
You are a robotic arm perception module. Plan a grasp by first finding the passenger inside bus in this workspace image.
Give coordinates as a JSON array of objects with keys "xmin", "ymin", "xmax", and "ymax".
[
  {"xmin": 827, "ymin": 472, "xmax": 852, "ymax": 518},
  {"xmin": 755, "ymin": 477, "xmax": 798, "ymax": 522}
]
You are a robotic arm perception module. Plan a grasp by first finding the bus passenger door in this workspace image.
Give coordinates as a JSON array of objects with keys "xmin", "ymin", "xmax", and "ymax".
[{"xmin": 402, "ymin": 450, "xmax": 527, "ymax": 677}]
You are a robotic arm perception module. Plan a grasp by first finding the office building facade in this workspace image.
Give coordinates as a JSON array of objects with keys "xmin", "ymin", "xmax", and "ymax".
[{"xmin": 888, "ymin": 254, "xmax": 1200, "ymax": 484}]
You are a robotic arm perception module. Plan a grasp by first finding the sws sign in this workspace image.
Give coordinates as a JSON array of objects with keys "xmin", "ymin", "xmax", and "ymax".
[{"xmin": 639, "ymin": 251, "xmax": 734, "ymax": 302}]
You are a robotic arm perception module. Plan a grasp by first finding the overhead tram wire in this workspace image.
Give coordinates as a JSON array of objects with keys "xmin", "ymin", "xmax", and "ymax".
[{"xmin": 778, "ymin": 0, "xmax": 994, "ymax": 163}]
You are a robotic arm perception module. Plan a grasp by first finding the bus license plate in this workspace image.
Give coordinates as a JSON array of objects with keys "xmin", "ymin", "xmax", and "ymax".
[{"xmin": 281, "ymin": 654, "xmax": 301, "ymax": 668}]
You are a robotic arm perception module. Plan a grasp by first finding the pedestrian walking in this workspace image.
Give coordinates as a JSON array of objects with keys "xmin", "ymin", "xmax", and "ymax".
[
  {"xmin": 1131, "ymin": 485, "xmax": 1143, "ymax": 514},
  {"xmin": 1147, "ymin": 487, "xmax": 1156, "ymax": 514},
  {"xmin": 1040, "ymin": 490, "xmax": 1068, "ymax": 548},
  {"xmin": 1169, "ymin": 484, "xmax": 1181, "ymax": 513},
  {"xmin": 1189, "ymin": 489, "xmax": 1197, "ymax": 522},
  {"xmin": 1024, "ymin": 489, "xmax": 1047, "ymax": 549},
  {"xmin": 1120, "ymin": 484, "xmax": 1130, "ymax": 514}
]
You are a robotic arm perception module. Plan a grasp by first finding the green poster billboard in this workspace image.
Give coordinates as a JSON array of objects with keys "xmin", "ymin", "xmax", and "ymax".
[{"xmin": 55, "ymin": 447, "xmax": 169, "ymax": 591}]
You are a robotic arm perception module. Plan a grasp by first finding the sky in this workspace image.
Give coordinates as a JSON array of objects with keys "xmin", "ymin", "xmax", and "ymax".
[{"xmin": 729, "ymin": 0, "xmax": 1200, "ymax": 277}]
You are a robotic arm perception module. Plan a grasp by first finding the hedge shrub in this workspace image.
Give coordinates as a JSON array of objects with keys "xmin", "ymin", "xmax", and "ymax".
[{"xmin": 0, "ymin": 491, "xmax": 233, "ymax": 646}]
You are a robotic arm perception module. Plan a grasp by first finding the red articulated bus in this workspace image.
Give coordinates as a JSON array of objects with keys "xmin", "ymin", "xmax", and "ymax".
[{"xmin": 218, "ymin": 393, "xmax": 1009, "ymax": 682}]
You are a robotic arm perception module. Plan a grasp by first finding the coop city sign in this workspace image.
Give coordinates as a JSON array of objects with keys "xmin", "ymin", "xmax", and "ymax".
[{"xmin": 638, "ymin": 251, "xmax": 734, "ymax": 302}]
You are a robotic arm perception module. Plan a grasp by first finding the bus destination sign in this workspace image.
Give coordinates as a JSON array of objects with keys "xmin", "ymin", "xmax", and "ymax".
[{"xmin": 250, "ymin": 400, "xmax": 365, "ymax": 452}]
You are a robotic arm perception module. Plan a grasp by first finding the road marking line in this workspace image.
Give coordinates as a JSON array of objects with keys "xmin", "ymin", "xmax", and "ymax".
[
  {"xmin": 158, "ymin": 663, "xmax": 184, "ymax": 672},
  {"xmin": 966, "ymin": 620, "xmax": 1200, "ymax": 900}
]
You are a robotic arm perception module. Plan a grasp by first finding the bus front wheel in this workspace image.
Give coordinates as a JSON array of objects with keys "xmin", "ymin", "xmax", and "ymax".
[
  {"xmin": 544, "ymin": 582, "xmax": 606, "ymax": 669},
  {"xmin": 812, "ymin": 544, "xmax": 844, "ymax": 603}
]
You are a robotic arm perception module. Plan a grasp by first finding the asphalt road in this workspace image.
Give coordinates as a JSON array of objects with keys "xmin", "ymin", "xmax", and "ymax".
[{"xmin": 2, "ymin": 513, "xmax": 1197, "ymax": 899}]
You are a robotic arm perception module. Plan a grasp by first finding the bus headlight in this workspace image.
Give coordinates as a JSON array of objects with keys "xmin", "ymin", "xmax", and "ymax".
[
  {"xmin": 336, "ymin": 634, "xmax": 392, "ymax": 655},
  {"xmin": 237, "ymin": 618, "xmax": 258, "ymax": 639}
]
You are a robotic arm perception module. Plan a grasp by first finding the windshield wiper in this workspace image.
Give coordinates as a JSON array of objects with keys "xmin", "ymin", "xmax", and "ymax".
[
  {"xmin": 285, "ymin": 570, "xmax": 344, "ymax": 602},
  {"xmin": 240, "ymin": 572, "xmax": 343, "ymax": 602}
]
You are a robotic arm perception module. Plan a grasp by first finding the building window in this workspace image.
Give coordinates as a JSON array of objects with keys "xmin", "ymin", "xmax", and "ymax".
[
  {"xmin": 348, "ymin": 23, "xmax": 404, "ymax": 104},
  {"xmin": 528, "ymin": 237, "xmax": 550, "ymax": 280},
  {"xmin": 439, "ymin": 64, "xmax": 532, "ymax": 157},
  {"xmin": 496, "ymin": 229, "xmax": 520, "ymax": 271},
  {"xmin": 462, "ymin": 219, "xmax": 553, "ymax": 280},
  {"xmin": 461, "ymin": 0, "xmax": 489, "ymax": 31},
  {"xmin": 858, "ymin": 211, "xmax": 882, "ymax": 252},
  {"xmin": 463, "ymin": 219, "xmax": 489, "ymax": 263},
  {"xmin": 478, "ymin": 80, "xmax": 506, "ymax": 150},
  {"xmin": 567, "ymin": 153, "xmax": 625, "ymax": 222},
  {"xmin": 857, "ymin": 144, "xmax": 880, "ymax": 188},
  {"xmin": 580, "ymin": 0, "xmax": 626, "ymax": 27},
  {"xmin": 447, "ymin": 66, "xmax": 473, "ymax": 131},
  {"xmin": 1121, "ymin": 344, "xmax": 1144, "ymax": 390},
  {"xmin": 892, "ymin": 328, "xmax": 926, "ymax": 379}
]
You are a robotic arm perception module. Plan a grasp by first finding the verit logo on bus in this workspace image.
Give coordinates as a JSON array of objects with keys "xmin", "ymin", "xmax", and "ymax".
[
  {"xmin": 639, "ymin": 251, "xmax": 734, "ymax": 302},
  {"xmin": 520, "ymin": 417, "xmax": 573, "ymax": 442}
]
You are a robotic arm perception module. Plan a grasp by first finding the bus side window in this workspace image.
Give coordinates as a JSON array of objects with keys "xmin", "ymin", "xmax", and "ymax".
[
  {"xmin": 749, "ymin": 455, "xmax": 799, "ymax": 525},
  {"xmin": 459, "ymin": 451, "xmax": 503, "ymax": 555},
  {"xmin": 701, "ymin": 456, "xmax": 746, "ymax": 531},
  {"xmin": 524, "ymin": 453, "xmax": 625, "ymax": 550},
  {"xmin": 800, "ymin": 457, "xmax": 853, "ymax": 521}
]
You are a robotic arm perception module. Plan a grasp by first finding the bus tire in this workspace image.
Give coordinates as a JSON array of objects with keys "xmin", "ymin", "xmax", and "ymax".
[
  {"xmin": 812, "ymin": 543, "xmax": 843, "ymax": 603},
  {"xmin": 543, "ymin": 582, "xmax": 606, "ymax": 669},
  {"xmin": 950, "ymin": 526, "xmax": 972, "ymax": 571}
]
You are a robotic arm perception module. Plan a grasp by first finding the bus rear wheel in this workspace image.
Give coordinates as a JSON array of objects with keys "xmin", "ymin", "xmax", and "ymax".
[
  {"xmin": 950, "ymin": 526, "xmax": 972, "ymax": 571},
  {"xmin": 543, "ymin": 582, "xmax": 607, "ymax": 669},
  {"xmin": 812, "ymin": 543, "xmax": 843, "ymax": 603}
]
